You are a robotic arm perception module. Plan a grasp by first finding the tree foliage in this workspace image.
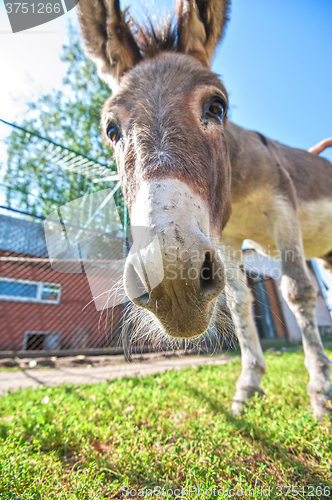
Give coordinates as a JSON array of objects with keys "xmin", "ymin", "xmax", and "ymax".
[{"xmin": 2, "ymin": 23, "xmax": 121, "ymax": 219}]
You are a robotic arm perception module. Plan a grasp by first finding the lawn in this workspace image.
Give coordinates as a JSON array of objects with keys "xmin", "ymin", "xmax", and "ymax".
[{"xmin": 0, "ymin": 349, "xmax": 331, "ymax": 499}]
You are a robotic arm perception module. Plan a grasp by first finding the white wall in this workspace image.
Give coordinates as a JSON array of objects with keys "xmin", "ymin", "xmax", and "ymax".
[{"xmin": 242, "ymin": 249, "xmax": 332, "ymax": 342}]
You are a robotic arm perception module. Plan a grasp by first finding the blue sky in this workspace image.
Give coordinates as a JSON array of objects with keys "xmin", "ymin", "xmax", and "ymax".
[{"xmin": 215, "ymin": 0, "xmax": 332, "ymax": 161}]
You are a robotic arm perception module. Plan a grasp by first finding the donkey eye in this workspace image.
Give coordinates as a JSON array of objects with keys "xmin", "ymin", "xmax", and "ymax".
[
  {"xmin": 107, "ymin": 123, "xmax": 121, "ymax": 143},
  {"xmin": 207, "ymin": 99, "xmax": 225, "ymax": 121}
]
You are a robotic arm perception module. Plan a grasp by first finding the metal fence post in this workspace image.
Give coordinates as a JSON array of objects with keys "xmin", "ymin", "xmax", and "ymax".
[{"xmin": 122, "ymin": 202, "xmax": 132, "ymax": 361}]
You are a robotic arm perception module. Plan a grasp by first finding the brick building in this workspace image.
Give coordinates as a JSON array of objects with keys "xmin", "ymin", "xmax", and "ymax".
[{"xmin": 0, "ymin": 212, "xmax": 123, "ymax": 351}]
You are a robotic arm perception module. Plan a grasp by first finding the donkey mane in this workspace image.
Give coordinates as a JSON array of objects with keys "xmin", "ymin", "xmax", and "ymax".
[
  {"xmin": 136, "ymin": 0, "xmax": 231, "ymax": 59},
  {"xmin": 135, "ymin": 0, "xmax": 231, "ymax": 60},
  {"xmin": 133, "ymin": 17, "xmax": 177, "ymax": 58}
]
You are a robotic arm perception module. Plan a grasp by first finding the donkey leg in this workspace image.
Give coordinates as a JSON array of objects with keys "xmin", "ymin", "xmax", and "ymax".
[
  {"xmin": 226, "ymin": 260, "xmax": 266, "ymax": 415},
  {"xmin": 275, "ymin": 224, "xmax": 332, "ymax": 418}
]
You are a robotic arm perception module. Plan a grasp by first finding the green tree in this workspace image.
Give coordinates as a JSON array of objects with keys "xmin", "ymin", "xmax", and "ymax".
[{"xmin": 2, "ymin": 23, "xmax": 122, "ymax": 220}]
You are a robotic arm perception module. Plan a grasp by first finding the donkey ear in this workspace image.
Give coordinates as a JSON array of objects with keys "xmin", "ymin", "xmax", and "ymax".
[
  {"xmin": 77, "ymin": 0, "xmax": 141, "ymax": 90},
  {"xmin": 177, "ymin": 0, "xmax": 230, "ymax": 67}
]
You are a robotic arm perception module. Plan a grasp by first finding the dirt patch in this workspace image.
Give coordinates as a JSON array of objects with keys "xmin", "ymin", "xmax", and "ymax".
[
  {"xmin": 0, "ymin": 350, "xmax": 205, "ymax": 370},
  {"xmin": 0, "ymin": 352, "xmax": 235, "ymax": 395}
]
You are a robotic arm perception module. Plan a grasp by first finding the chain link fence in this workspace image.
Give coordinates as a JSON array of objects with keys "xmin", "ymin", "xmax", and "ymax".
[
  {"xmin": 0, "ymin": 120, "xmax": 230, "ymax": 358},
  {"xmin": 0, "ymin": 206, "xmax": 127, "ymax": 355}
]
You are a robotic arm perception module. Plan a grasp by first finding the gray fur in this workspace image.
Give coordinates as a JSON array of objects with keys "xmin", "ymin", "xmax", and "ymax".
[{"xmin": 77, "ymin": 0, "xmax": 332, "ymax": 418}]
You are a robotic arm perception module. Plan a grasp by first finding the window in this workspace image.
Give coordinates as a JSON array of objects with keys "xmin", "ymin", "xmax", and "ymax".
[
  {"xmin": 0, "ymin": 277, "xmax": 61, "ymax": 304},
  {"xmin": 41, "ymin": 284, "xmax": 60, "ymax": 303},
  {"xmin": 247, "ymin": 273, "xmax": 288, "ymax": 340}
]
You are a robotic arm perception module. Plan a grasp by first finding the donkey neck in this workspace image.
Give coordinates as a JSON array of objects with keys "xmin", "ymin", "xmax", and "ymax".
[{"xmin": 225, "ymin": 120, "xmax": 332, "ymax": 206}]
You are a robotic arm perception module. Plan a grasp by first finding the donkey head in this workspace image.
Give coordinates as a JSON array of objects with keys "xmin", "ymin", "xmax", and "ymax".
[{"xmin": 78, "ymin": 0, "xmax": 232, "ymax": 338}]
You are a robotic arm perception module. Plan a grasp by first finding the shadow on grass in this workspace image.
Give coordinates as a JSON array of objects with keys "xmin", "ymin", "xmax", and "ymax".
[{"xmin": 184, "ymin": 383, "xmax": 329, "ymax": 486}]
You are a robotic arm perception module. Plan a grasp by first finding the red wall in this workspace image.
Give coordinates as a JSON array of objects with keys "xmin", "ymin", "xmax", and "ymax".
[{"xmin": 0, "ymin": 254, "xmax": 123, "ymax": 351}]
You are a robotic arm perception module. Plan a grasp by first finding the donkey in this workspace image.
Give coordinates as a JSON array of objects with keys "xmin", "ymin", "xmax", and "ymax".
[{"xmin": 77, "ymin": 0, "xmax": 332, "ymax": 418}]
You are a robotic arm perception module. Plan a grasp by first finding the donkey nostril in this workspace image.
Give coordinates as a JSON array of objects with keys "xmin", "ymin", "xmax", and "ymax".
[
  {"xmin": 133, "ymin": 291, "xmax": 150, "ymax": 307},
  {"xmin": 200, "ymin": 252, "xmax": 213, "ymax": 288},
  {"xmin": 124, "ymin": 263, "xmax": 150, "ymax": 306},
  {"xmin": 199, "ymin": 251, "xmax": 225, "ymax": 298}
]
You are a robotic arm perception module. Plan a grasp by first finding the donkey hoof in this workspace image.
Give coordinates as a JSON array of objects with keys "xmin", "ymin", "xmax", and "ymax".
[
  {"xmin": 311, "ymin": 395, "xmax": 332, "ymax": 421},
  {"xmin": 231, "ymin": 399, "xmax": 245, "ymax": 415},
  {"xmin": 231, "ymin": 386, "xmax": 265, "ymax": 415},
  {"xmin": 308, "ymin": 381, "xmax": 332, "ymax": 420}
]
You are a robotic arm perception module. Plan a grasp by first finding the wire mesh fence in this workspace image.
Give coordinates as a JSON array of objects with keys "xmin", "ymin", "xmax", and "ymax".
[
  {"xmin": 0, "ymin": 203, "xmax": 235, "ymax": 357},
  {"xmin": 0, "ymin": 206, "xmax": 126, "ymax": 354},
  {"xmin": 0, "ymin": 119, "xmax": 231, "ymax": 358},
  {"xmin": 0, "ymin": 119, "xmax": 129, "ymax": 356}
]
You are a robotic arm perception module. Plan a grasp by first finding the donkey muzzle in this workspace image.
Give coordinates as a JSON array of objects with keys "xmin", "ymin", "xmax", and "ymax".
[{"xmin": 124, "ymin": 228, "xmax": 226, "ymax": 338}]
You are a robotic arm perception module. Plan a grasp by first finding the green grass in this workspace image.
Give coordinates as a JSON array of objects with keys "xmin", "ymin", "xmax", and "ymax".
[{"xmin": 0, "ymin": 350, "xmax": 331, "ymax": 499}]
